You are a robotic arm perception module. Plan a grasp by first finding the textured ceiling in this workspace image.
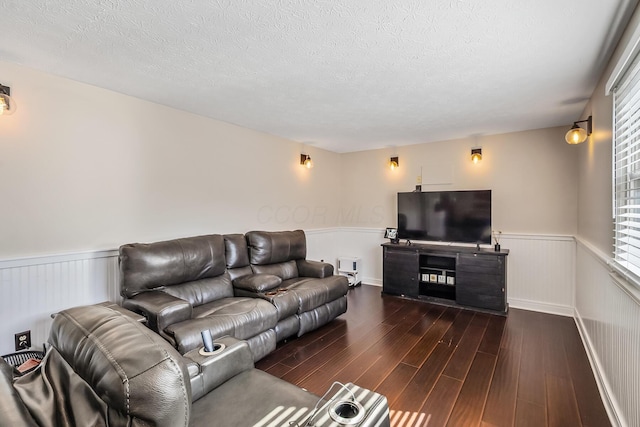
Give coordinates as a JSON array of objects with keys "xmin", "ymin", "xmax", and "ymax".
[{"xmin": 0, "ymin": 0, "xmax": 637, "ymax": 152}]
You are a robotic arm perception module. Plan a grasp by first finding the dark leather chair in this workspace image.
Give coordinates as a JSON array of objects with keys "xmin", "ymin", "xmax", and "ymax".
[
  {"xmin": 0, "ymin": 305, "xmax": 191, "ymax": 426},
  {"xmin": 0, "ymin": 305, "xmax": 390, "ymax": 427},
  {"xmin": 119, "ymin": 234, "xmax": 278, "ymax": 361},
  {"xmin": 119, "ymin": 231, "xmax": 349, "ymax": 360},
  {"xmin": 233, "ymin": 230, "xmax": 349, "ymax": 339}
]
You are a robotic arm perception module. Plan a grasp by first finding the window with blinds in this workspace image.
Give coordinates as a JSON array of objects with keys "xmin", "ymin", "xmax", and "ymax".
[{"xmin": 613, "ymin": 49, "xmax": 640, "ymax": 283}]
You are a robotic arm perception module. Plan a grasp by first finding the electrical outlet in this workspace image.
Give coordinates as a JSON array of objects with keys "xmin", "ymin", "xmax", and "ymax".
[
  {"xmin": 416, "ymin": 175, "xmax": 422, "ymax": 184},
  {"xmin": 15, "ymin": 330, "xmax": 31, "ymax": 352}
]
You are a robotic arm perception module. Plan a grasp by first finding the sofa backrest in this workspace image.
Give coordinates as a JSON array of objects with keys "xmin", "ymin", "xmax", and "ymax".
[
  {"xmin": 120, "ymin": 234, "xmax": 230, "ymax": 300},
  {"xmin": 245, "ymin": 230, "xmax": 307, "ymax": 280},
  {"xmin": 245, "ymin": 230, "xmax": 307, "ymax": 264},
  {"xmin": 13, "ymin": 305, "xmax": 191, "ymax": 427},
  {"xmin": 223, "ymin": 234, "xmax": 253, "ymax": 281}
]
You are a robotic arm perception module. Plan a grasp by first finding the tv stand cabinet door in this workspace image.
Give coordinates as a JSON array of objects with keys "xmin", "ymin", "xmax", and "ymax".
[
  {"xmin": 456, "ymin": 254, "xmax": 506, "ymax": 312},
  {"xmin": 383, "ymin": 248, "xmax": 419, "ymax": 297}
]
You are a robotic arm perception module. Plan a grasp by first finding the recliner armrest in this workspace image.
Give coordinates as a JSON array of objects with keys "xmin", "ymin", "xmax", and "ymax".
[
  {"xmin": 233, "ymin": 274, "xmax": 282, "ymax": 293},
  {"xmin": 297, "ymin": 259, "xmax": 333, "ymax": 278},
  {"xmin": 184, "ymin": 336, "xmax": 254, "ymax": 402},
  {"xmin": 122, "ymin": 291, "xmax": 192, "ymax": 333}
]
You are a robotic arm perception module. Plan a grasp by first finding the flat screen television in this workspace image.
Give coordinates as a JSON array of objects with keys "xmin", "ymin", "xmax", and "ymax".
[{"xmin": 397, "ymin": 190, "xmax": 492, "ymax": 244}]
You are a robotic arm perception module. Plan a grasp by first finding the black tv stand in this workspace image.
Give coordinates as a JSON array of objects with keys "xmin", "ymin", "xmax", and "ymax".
[{"xmin": 381, "ymin": 242, "xmax": 509, "ymax": 314}]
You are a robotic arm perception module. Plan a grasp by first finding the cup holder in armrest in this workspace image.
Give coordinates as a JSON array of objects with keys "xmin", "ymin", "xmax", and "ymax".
[
  {"xmin": 329, "ymin": 400, "xmax": 365, "ymax": 425},
  {"xmin": 198, "ymin": 342, "xmax": 226, "ymax": 356},
  {"xmin": 185, "ymin": 336, "xmax": 253, "ymax": 402}
]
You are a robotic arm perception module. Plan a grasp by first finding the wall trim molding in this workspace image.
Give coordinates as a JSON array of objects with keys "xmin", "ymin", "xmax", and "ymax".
[
  {"xmin": 574, "ymin": 307, "xmax": 623, "ymax": 427},
  {"xmin": 0, "ymin": 230, "xmax": 577, "ymax": 269},
  {"xmin": 301, "ymin": 228, "xmax": 339, "ymax": 235},
  {"xmin": 507, "ymin": 297, "xmax": 574, "ymax": 317},
  {"xmin": 575, "ymin": 236, "xmax": 610, "ymax": 268},
  {"xmin": 0, "ymin": 248, "xmax": 119, "ymax": 269},
  {"xmin": 576, "ymin": 236, "xmax": 640, "ymax": 306},
  {"xmin": 500, "ymin": 233, "xmax": 574, "ymax": 242}
]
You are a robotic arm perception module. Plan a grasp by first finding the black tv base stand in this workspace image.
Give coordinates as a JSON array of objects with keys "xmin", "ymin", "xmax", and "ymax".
[{"xmin": 381, "ymin": 242, "xmax": 509, "ymax": 314}]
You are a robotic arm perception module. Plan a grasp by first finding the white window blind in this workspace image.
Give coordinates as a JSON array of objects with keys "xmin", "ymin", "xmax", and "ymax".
[{"xmin": 614, "ymin": 49, "xmax": 640, "ymax": 283}]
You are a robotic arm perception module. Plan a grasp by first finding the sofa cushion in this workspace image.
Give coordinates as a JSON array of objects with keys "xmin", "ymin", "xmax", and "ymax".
[
  {"xmin": 281, "ymin": 276, "xmax": 350, "ymax": 313},
  {"xmin": 297, "ymin": 259, "xmax": 334, "ymax": 278},
  {"xmin": 233, "ymin": 274, "xmax": 282, "ymax": 293},
  {"xmin": 190, "ymin": 369, "xmax": 318, "ymax": 427},
  {"xmin": 224, "ymin": 234, "xmax": 250, "ymax": 268},
  {"xmin": 246, "ymin": 230, "xmax": 306, "ymax": 265},
  {"xmin": 224, "ymin": 234, "xmax": 254, "ymax": 281},
  {"xmin": 120, "ymin": 234, "xmax": 227, "ymax": 297},
  {"xmin": 251, "ymin": 260, "xmax": 299, "ymax": 280},
  {"xmin": 162, "ymin": 273, "xmax": 234, "ymax": 306},
  {"xmin": 165, "ymin": 298, "xmax": 278, "ymax": 353}
]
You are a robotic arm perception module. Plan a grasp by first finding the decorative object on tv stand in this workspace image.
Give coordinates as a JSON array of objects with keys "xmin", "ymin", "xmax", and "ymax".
[
  {"xmin": 471, "ymin": 147, "xmax": 482, "ymax": 164},
  {"xmin": 0, "ymin": 83, "xmax": 17, "ymax": 115},
  {"xmin": 565, "ymin": 115, "xmax": 592, "ymax": 144},
  {"xmin": 492, "ymin": 230, "xmax": 502, "ymax": 252},
  {"xmin": 384, "ymin": 227, "xmax": 399, "ymax": 244},
  {"xmin": 338, "ymin": 257, "xmax": 362, "ymax": 287},
  {"xmin": 389, "ymin": 156, "xmax": 399, "ymax": 170},
  {"xmin": 300, "ymin": 153, "xmax": 313, "ymax": 169}
]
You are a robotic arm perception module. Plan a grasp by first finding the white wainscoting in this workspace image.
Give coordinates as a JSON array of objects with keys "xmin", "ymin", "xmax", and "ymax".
[
  {"xmin": 500, "ymin": 234, "xmax": 575, "ymax": 316},
  {"xmin": 328, "ymin": 229, "xmax": 576, "ymax": 316},
  {"xmin": 575, "ymin": 238, "xmax": 640, "ymax": 427},
  {"xmin": 307, "ymin": 227, "xmax": 388, "ymax": 286},
  {"xmin": 0, "ymin": 230, "xmax": 576, "ymax": 354},
  {"xmin": 0, "ymin": 250, "xmax": 119, "ymax": 355},
  {"xmin": 4, "ymin": 230, "xmax": 634, "ymax": 425}
]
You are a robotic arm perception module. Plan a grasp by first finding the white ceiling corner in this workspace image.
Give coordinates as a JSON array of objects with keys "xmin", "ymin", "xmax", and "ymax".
[{"xmin": 0, "ymin": 0, "xmax": 637, "ymax": 152}]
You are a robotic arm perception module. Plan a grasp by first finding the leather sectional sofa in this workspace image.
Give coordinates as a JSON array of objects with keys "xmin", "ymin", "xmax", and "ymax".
[
  {"xmin": 1, "ymin": 305, "xmax": 390, "ymax": 426},
  {"xmin": 119, "ymin": 230, "xmax": 349, "ymax": 361}
]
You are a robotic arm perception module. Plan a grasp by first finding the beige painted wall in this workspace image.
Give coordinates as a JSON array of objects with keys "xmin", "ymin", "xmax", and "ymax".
[
  {"xmin": 339, "ymin": 127, "xmax": 579, "ymax": 236},
  {"xmin": 576, "ymin": 6, "xmax": 640, "ymax": 254},
  {"xmin": 0, "ymin": 60, "xmax": 581, "ymax": 258},
  {"xmin": 0, "ymin": 61, "xmax": 342, "ymax": 258}
]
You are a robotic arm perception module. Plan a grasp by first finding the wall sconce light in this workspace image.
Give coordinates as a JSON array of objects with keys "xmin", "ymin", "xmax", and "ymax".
[
  {"xmin": 565, "ymin": 115, "xmax": 592, "ymax": 144},
  {"xmin": 300, "ymin": 154, "xmax": 313, "ymax": 169},
  {"xmin": 389, "ymin": 157, "xmax": 399, "ymax": 170},
  {"xmin": 471, "ymin": 148, "xmax": 482, "ymax": 164},
  {"xmin": 0, "ymin": 84, "xmax": 16, "ymax": 115}
]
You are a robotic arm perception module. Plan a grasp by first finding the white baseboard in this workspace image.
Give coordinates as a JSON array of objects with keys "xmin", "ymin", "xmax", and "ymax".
[
  {"xmin": 362, "ymin": 280, "xmax": 382, "ymax": 287},
  {"xmin": 574, "ymin": 308, "xmax": 622, "ymax": 427},
  {"xmin": 507, "ymin": 297, "xmax": 573, "ymax": 317}
]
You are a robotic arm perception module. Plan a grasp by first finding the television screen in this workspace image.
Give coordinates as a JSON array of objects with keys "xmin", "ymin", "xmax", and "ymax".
[{"xmin": 397, "ymin": 190, "xmax": 492, "ymax": 244}]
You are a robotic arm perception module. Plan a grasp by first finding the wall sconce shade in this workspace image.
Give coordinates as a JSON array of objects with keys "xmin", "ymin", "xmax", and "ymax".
[
  {"xmin": 0, "ymin": 84, "xmax": 16, "ymax": 115},
  {"xmin": 300, "ymin": 154, "xmax": 313, "ymax": 169},
  {"xmin": 471, "ymin": 148, "xmax": 482, "ymax": 164},
  {"xmin": 389, "ymin": 156, "xmax": 399, "ymax": 170},
  {"xmin": 565, "ymin": 116, "xmax": 592, "ymax": 144}
]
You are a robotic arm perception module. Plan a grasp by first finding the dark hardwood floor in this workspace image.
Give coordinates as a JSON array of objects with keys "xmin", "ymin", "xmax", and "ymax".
[{"xmin": 255, "ymin": 284, "xmax": 610, "ymax": 427}]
